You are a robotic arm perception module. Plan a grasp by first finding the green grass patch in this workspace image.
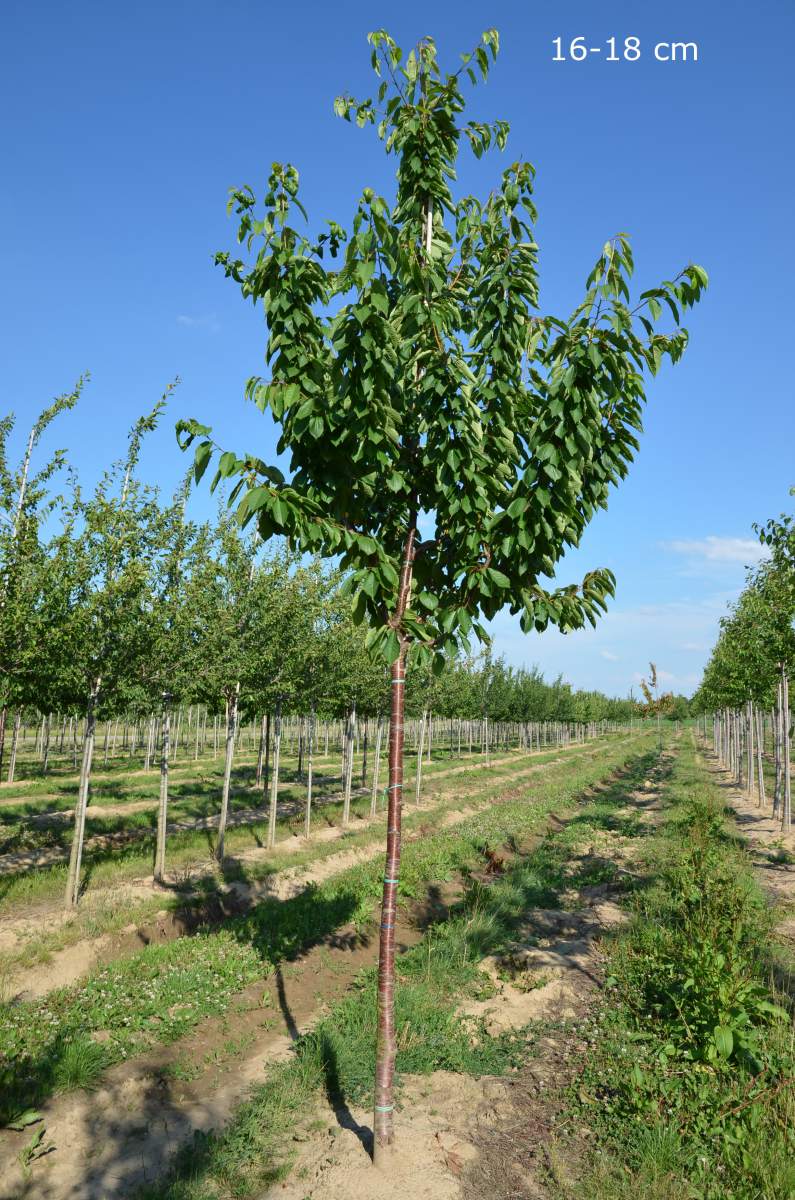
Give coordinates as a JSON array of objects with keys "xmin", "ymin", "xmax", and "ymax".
[
  {"xmin": 135, "ymin": 747, "xmax": 657, "ymax": 1200},
  {"xmin": 0, "ymin": 735, "xmax": 652, "ymax": 1127}
]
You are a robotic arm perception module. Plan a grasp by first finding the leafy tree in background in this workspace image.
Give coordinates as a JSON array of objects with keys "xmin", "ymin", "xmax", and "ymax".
[
  {"xmin": 0, "ymin": 383, "xmax": 83, "ymax": 775},
  {"xmin": 182, "ymin": 28, "xmax": 706, "ymax": 1158},
  {"xmin": 63, "ymin": 399, "xmax": 168, "ymax": 907},
  {"xmin": 142, "ymin": 470, "xmax": 202, "ymax": 881}
]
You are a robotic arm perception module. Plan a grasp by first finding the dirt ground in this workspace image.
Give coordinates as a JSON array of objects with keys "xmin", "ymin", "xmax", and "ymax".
[
  {"xmin": 1, "ymin": 750, "xmax": 591, "ymax": 999},
  {"xmin": 261, "ymin": 771, "xmax": 666, "ymax": 1200},
  {"xmin": 0, "ymin": 748, "xmax": 656, "ymax": 1200}
]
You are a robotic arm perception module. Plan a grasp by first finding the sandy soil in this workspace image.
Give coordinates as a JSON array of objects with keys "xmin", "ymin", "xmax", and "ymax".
[
  {"xmin": 263, "ymin": 766, "xmax": 666, "ymax": 1200},
  {"xmin": 0, "ymin": 743, "xmax": 654, "ymax": 1200}
]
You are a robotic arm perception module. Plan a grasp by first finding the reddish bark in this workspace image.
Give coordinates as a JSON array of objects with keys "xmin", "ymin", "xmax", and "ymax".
[{"xmin": 373, "ymin": 525, "xmax": 416, "ymax": 1162}]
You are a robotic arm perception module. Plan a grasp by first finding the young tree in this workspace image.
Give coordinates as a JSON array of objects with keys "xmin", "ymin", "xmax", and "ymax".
[
  {"xmin": 63, "ymin": 399, "xmax": 167, "ymax": 907},
  {"xmin": 181, "ymin": 512, "xmax": 258, "ymax": 860},
  {"xmin": 142, "ymin": 470, "xmax": 199, "ymax": 882},
  {"xmin": 0, "ymin": 383, "xmax": 82, "ymax": 774},
  {"xmin": 178, "ymin": 30, "xmax": 706, "ymax": 1161}
]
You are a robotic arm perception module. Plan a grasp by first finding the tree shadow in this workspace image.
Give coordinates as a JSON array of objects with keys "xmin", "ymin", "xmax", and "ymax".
[
  {"xmin": 274, "ymin": 965, "xmax": 299, "ymax": 1041},
  {"xmin": 316, "ymin": 1029, "xmax": 373, "ymax": 1156}
]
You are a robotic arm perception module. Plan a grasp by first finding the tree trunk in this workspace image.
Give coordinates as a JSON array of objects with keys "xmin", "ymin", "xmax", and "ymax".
[
  {"xmin": 755, "ymin": 706, "xmax": 766, "ymax": 808},
  {"xmin": 361, "ymin": 717, "xmax": 369, "ymax": 788},
  {"xmin": 304, "ymin": 706, "xmax": 315, "ymax": 839},
  {"xmin": 266, "ymin": 700, "xmax": 283, "ymax": 849},
  {"xmin": 414, "ymin": 709, "xmax": 427, "ymax": 807},
  {"xmin": 144, "ymin": 713, "xmax": 155, "ymax": 771},
  {"xmin": 373, "ymin": 651, "xmax": 407, "ymax": 1163},
  {"xmin": 255, "ymin": 712, "xmax": 267, "ymax": 787},
  {"xmin": 65, "ymin": 679, "xmax": 100, "ymax": 908},
  {"xmin": 262, "ymin": 711, "xmax": 272, "ymax": 795},
  {"xmin": 372, "ymin": 516, "xmax": 417, "ymax": 1165},
  {"xmin": 774, "ymin": 696, "xmax": 782, "ymax": 817},
  {"xmin": 42, "ymin": 713, "xmax": 51, "ymax": 775},
  {"xmin": 370, "ymin": 715, "xmax": 384, "ymax": 818},
  {"xmin": 6, "ymin": 709, "xmax": 21, "ymax": 784},
  {"xmin": 154, "ymin": 703, "xmax": 171, "ymax": 883},
  {"xmin": 342, "ymin": 703, "xmax": 356, "ymax": 827},
  {"xmin": 216, "ymin": 684, "xmax": 240, "ymax": 861},
  {"xmin": 783, "ymin": 670, "xmax": 791, "ymax": 834}
]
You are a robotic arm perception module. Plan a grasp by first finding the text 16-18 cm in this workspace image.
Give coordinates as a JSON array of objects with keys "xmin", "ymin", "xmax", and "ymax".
[{"xmin": 553, "ymin": 37, "xmax": 699, "ymax": 62}]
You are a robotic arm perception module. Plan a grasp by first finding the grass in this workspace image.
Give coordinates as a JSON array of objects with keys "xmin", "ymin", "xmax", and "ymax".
[
  {"xmin": 134, "ymin": 746, "xmax": 659, "ymax": 1200},
  {"xmin": 0, "ymin": 734, "xmax": 640, "ymax": 971},
  {"xmin": 0, "ymin": 733, "xmax": 653, "ymax": 1126},
  {"xmin": 0, "ymin": 739, "xmax": 582, "ymax": 884},
  {"xmin": 568, "ymin": 736, "xmax": 795, "ymax": 1200}
]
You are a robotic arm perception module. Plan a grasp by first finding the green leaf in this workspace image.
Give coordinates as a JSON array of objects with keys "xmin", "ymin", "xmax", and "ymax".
[
  {"xmin": 714, "ymin": 1026, "xmax": 733, "ymax": 1060},
  {"xmin": 487, "ymin": 568, "xmax": 511, "ymax": 589},
  {"xmin": 6, "ymin": 1110, "xmax": 43, "ymax": 1131},
  {"xmin": 193, "ymin": 442, "xmax": 212, "ymax": 484}
]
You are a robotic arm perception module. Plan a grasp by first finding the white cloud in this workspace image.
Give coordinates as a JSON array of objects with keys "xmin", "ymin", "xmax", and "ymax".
[
  {"xmin": 662, "ymin": 535, "xmax": 767, "ymax": 565},
  {"xmin": 486, "ymin": 591, "xmax": 737, "ymax": 697},
  {"xmin": 177, "ymin": 313, "xmax": 220, "ymax": 334}
]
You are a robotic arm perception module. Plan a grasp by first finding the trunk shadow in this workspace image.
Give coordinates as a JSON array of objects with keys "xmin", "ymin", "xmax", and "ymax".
[{"xmin": 316, "ymin": 1029, "xmax": 374, "ymax": 1157}]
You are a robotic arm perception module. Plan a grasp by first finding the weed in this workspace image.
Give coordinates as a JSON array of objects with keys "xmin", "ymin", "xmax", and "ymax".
[
  {"xmin": 52, "ymin": 1038, "xmax": 106, "ymax": 1092},
  {"xmin": 162, "ymin": 1058, "xmax": 201, "ymax": 1083},
  {"xmin": 18, "ymin": 1126, "xmax": 55, "ymax": 1177}
]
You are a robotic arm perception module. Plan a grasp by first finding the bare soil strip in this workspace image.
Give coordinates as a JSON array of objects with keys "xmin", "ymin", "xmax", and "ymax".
[
  {"xmin": 1, "ymin": 743, "xmax": 625, "ymax": 997},
  {"xmin": 0, "ymin": 749, "xmax": 658, "ymax": 1200},
  {"xmin": 269, "ymin": 761, "xmax": 668, "ymax": 1200}
]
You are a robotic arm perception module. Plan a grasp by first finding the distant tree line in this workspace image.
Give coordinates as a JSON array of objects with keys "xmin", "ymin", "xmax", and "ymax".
[{"xmin": 692, "ymin": 494, "xmax": 795, "ymax": 829}]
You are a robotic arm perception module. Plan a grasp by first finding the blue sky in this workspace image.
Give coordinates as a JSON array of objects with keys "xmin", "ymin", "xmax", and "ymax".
[{"xmin": 2, "ymin": 0, "xmax": 793, "ymax": 697}]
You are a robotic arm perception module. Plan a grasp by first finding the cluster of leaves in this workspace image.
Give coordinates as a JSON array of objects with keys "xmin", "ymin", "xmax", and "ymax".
[
  {"xmin": 0, "ymin": 381, "xmax": 84, "ymax": 716},
  {"xmin": 693, "ymin": 498, "xmax": 795, "ymax": 711},
  {"xmin": 0, "ymin": 388, "xmax": 384, "ymax": 725},
  {"xmin": 179, "ymin": 27, "xmax": 706, "ymax": 671},
  {"xmin": 2, "ymin": 388, "xmax": 642, "ymax": 733}
]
